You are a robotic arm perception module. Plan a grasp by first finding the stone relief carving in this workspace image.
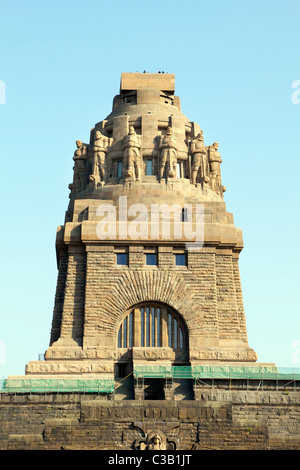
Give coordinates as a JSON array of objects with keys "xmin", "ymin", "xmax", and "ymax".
[
  {"xmin": 132, "ymin": 347, "xmax": 176, "ymax": 361},
  {"xmin": 189, "ymin": 349, "xmax": 258, "ymax": 361},
  {"xmin": 159, "ymin": 126, "xmax": 177, "ymax": 179},
  {"xmin": 67, "ymin": 124, "xmax": 225, "ymax": 198},
  {"xmin": 142, "ymin": 432, "xmax": 166, "ymax": 450},
  {"xmin": 123, "ymin": 126, "xmax": 142, "ymax": 181},
  {"xmin": 137, "ymin": 431, "xmax": 175, "ymax": 450},
  {"xmin": 25, "ymin": 361, "xmax": 114, "ymax": 374}
]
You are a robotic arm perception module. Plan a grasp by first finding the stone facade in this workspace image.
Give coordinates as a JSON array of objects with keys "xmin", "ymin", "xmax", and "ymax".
[
  {"xmin": 6, "ymin": 73, "xmax": 276, "ymax": 397},
  {"xmin": 9, "ymin": 72, "xmax": 265, "ymax": 389},
  {"xmin": 1, "ymin": 391, "xmax": 300, "ymax": 450},
  {"xmin": 2, "ymin": 72, "xmax": 299, "ymax": 450}
]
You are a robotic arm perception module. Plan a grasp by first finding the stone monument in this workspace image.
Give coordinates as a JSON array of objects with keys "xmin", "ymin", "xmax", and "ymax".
[{"xmin": 5, "ymin": 73, "xmax": 275, "ymax": 398}]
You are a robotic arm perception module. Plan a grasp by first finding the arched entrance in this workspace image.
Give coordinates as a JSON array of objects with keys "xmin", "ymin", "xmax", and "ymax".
[{"xmin": 115, "ymin": 302, "xmax": 190, "ymax": 400}]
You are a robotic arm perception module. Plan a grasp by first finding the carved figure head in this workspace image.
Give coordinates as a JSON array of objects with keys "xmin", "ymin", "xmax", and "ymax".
[{"xmin": 76, "ymin": 140, "xmax": 82, "ymax": 148}]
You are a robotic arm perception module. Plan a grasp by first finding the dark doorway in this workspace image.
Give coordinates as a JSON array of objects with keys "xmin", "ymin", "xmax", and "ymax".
[
  {"xmin": 144, "ymin": 379, "xmax": 164, "ymax": 400},
  {"xmin": 115, "ymin": 362, "xmax": 133, "ymax": 378}
]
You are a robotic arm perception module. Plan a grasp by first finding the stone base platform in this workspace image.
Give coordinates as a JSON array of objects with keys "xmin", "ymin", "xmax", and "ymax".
[{"xmin": 1, "ymin": 391, "xmax": 300, "ymax": 450}]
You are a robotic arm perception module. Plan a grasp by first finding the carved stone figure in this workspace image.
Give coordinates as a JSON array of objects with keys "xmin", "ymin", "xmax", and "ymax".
[
  {"xmin": 148, "ymin": 433, "xmax": 166, "ymax": 450},
  {"xmin": 208, "ymin": 142, "xmax": 222, "ymax": 189},
  {"xmin": 190, "ymin": 132, "xmax": 207, "ymax": 185},
  {"xmin": 123, "ymin": 126, "xmax": 142, "ymax": 180},
  {"xmin": 89, "ymin": 130, "xmax": 107, "ymax": 185},
  {"xmin": 73, "ymin": 140, "xmax": 88, "ymax": 191},
  {"xmin": 140, "ymin": 432, "xmax": 167, "ymax": 450},
  {"xmin": 159, "ymin": 126, "xmax": 177, "ymax": 179}
]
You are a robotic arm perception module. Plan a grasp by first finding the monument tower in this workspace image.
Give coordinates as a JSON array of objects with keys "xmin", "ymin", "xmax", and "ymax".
[{"xmin": 7, "ymin": 73, "xmax": 270, "ymax": 398}]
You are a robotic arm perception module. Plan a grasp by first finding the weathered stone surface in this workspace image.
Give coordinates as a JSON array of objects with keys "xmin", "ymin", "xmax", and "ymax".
[
  {"xmin": 6, "ymin": 73, "xmax": 277, "ymax": 401},
  {"xmin": 0, "ymin": 392, "xmax": 300, "ymax": 450}
]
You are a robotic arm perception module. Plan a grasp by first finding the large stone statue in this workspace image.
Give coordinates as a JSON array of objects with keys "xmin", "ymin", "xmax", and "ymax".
[
  {"xmin": 123, "ymin": 126, "xmax": 142, "ymax": 180},
  {"xmin": 73, "ymin": 140, "xmax": 88, "ymax": 191},
  {"xmin": 89, "ymin": 130, "xmax": 107, "ymax": 185},
  {"xmin": 190, "ymin": 132, "xmax": 207, "ymax": 185},
  {"xmin": 208, "ymin": 142, "xmax": 222, "ymax": 190},
  {"xmin": 159, "ymin": 126, "xmax": 177, "ymax": 179}
]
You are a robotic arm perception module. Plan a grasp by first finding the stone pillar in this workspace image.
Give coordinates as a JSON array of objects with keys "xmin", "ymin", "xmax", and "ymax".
[
  {"xmin": 112, "ymin": 115, "xmax": 129, "ymax": 142},
  {"xmin": 83, "ymin": 246, "xmax": 115, "ymax": 347},
  {"xmin": 232, "ymin": 255, "xmax": 248, "ymax": 342},
  {"xmin": 133, "ymin": 308, "xmax": 141, "ymax": 347},
  {"xmin": 59, "ymin": 248, "xmax": 86, "ymax": 344},
  {"xmin": 164, "ymin": 379, "xmax": 174, "ymax": 400},
  {"xmin": 215, "ymin": 252, "xmax": 240, "ymax": 340},
  {"xmin": 161, "ymin": 307, "xmax": 169, "ymax": 347},
  {"xmin": 49, "ymin": 253, "xmax": 68, "ymax": 345},
  {"xmin": 141, "ymin": 114, "xmax": 159, "ymax": 173}
]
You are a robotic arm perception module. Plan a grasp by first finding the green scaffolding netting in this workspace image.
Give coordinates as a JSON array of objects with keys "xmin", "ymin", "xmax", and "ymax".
[
  {"xmin": 1, "ymin": 378, "xmax": 114, "ymax": 394},
  {"xmin": 2, "ymin": 366, "xmax": 300, "ymax": 393},
  {"xmin": 133, "ymin": 365, "xmax": 300, "ymax": 380}
]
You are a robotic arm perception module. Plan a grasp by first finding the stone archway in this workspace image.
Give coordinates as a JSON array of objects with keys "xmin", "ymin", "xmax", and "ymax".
[
  {"xmin": 117, "ymin": 301, "xmax": 189, "ymax": 356},
  {"xmin": 115, "ymin": 302, "xmax": 190, "ymax": 400}
]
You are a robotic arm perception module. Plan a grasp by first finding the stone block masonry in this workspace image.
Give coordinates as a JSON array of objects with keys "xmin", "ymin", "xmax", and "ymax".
[
  {"xmin": 0, "ymin": 392, "xmax": 300, "ymax": 450},
  {"xmin": 44, "ymin": 242, "xmax": 254, "ymax": 364},
  {"xmin": 10, "ymin": 72, "xmax": 263, "ymax": 385},
  {"xmin": 5, "ymin": 72, "xmax": 285, "ymax": 448}
]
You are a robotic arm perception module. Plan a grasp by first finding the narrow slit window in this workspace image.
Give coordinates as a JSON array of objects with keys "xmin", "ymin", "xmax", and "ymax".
[
  {"xmin": 146, "ymin": 306, "xmax": 150, "ymax": 347},
  {"xmin": 141, "ymin": 307, "xmax": 145, "ymax": 347},
  {"xmin": 117, "ymin": 160, "xmax": 123, "ymax": 178},
  {"xmin": 146, "ymin": 159, "xmax": 153, "ymax": 175},
  {"xmin": 157, "ymin": 308, "xmax": 161, "ymax": 347},
  {"xmin": 123, "ymin": 316, "xmax": 127, "ymax": 348}
]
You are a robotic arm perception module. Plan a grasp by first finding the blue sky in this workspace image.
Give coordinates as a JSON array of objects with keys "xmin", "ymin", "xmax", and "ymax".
[{"xmin": 0, "ymin": 0, "xmax": 299, "ymax": 377}]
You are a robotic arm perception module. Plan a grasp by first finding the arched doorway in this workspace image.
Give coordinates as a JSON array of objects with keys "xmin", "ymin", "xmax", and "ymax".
[{"xmin": 115, "ymin": 302, "xmax": 190, "ymax": 400}]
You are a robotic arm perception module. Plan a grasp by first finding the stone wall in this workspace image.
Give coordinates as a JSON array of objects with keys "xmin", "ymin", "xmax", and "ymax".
[
  {"xmin": 1, "ymin": 392, "xmax": 300, "ymax": 450},
  {"xmin": 45, "ymin": 242, "xmax": 254, "ymax": 364}
]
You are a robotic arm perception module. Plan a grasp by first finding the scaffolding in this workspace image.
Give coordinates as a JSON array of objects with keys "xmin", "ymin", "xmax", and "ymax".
[
  {"xmin": 1, "ymin": 366, "xmax": 300, "ymax": 394},
  {"xmin": 133, "ymin": 365, "xmax": 300, "ymax": 379},
  {"xmin": 133, "ymin": 365, "xmax": 300, "ymax": 392},
  {"xmin": 0, "ymin": 377, "xmax": 114, "ymax": 394}
]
